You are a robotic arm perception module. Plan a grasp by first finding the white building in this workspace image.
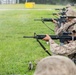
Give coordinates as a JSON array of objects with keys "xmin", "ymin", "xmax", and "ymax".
[{"xmin": 0, "ymin": 0, "xmax": 19, "ymax": 4}]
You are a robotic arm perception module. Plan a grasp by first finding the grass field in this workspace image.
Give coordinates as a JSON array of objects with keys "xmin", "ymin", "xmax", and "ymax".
[{"xmin": 0, "ymin": 4, "xmax": 75, "ymax": 75}]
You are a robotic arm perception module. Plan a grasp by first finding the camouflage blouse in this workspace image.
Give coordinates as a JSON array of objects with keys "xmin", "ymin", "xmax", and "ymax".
[
  {"xmin": 49, "ymin": 39, "xmax": 76, "ymax": 56},
  {"xmin": 56, "ymin": 19, "xmax": 76, "ymax": 35}
]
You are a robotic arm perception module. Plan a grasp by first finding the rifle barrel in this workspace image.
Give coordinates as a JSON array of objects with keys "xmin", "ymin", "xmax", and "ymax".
[{"xmin": 23, "ymin": 36, "xmax": 35, "ymax": 38}]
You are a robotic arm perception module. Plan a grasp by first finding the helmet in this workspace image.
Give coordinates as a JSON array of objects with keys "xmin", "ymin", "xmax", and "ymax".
[
  {"xmin": 66, "ymin": 10, "xmax": 76, "ymax": 33},
  {"xmin": 66, "ymin": 10, "xmax": 76, "ymax": 18},
  {"xmin": 66, "ymin": 4, "xmax": 71, "ymax": 8}
]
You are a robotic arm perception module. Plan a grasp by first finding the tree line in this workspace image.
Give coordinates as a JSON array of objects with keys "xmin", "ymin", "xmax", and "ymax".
[{"xmin": 20, "ymin": 0, "xmax": 76, "ymax": 5}]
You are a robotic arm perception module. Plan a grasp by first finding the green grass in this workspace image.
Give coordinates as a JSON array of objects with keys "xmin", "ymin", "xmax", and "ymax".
[
  {"xmin": 0, "ymin": 4, "xmax": 75, "ymax": 75},
  {"xmin": 0, "ymin": 10, "xmax": 51, "ymax": 75}
]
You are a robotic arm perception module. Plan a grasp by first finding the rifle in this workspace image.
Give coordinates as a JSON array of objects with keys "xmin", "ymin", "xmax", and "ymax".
[
  {"xmin": 53, "ymin": 12, "xmax": 66, "ymax": 16},
  {"xmin": 55, "ymin": 8, "xmax": 66, "ymax": 11},
  {"xmin": 23, "ymin": 33, "xmax": 76, "ymax": 40},
  {"xmin": 34, "ymin": 15, "xmax": 76, "ymax": 34},
  {"xmin": 34, "ymin": 18, "xmax": 58, "ymax": 32},
  {"xmin": 34, "ymin": 18, "xmax": 58, "ymax": 22},
  {"xmin": 23, "ymin": 33, "xmax": 76, "ymax": 55},
  {"xmin": 23, "ymin": 33, "xmax": 53, "ymax": 56},
  {"xmin": 34, "ymin": 17, "xmax": 67, "ymax": 28},
  {"xmin": 34, "ymin": 16, "xmax": 67, "ymax": 23}
]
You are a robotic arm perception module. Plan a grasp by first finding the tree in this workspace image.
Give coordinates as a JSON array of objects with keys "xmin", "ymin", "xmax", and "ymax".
[{"xmin": 19, "ymin": 0, "xmax": 76, "ymax": 4}]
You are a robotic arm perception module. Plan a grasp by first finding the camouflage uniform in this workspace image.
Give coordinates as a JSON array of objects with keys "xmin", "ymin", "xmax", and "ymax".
[
  {"xmin": 55, "ymin": 9, "xmax": 76, "ymax": 35},
  {"xmin": 49, "ymin": 39, "xmax": 76, "ymax": 56},
  {"xmin": 54, "ymin": 19, "xmax": 76, "ymax": 34},
  {"xmin": 49, "ymin": 10, "xmax": 76, "ymax": 63},
  {"xmin": 56, "ymin": 18, "xmax": 76, "ymax": 35},
  {"xmin": 54, "ymin": 7, "xmax": 75, "ymax": 45}
]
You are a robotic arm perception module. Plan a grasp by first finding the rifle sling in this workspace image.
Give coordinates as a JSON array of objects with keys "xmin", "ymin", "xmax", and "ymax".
[
  {"xmin": 66, "ymin": 22, "xmax": 76, "ymax": 31},
  {"xmin": 36, "ymin": 39, "xmax": 51, "ymax": 56},
  {"xmin": 42, "ymin": 21, "xmax": 54, "ymax": 32}
]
